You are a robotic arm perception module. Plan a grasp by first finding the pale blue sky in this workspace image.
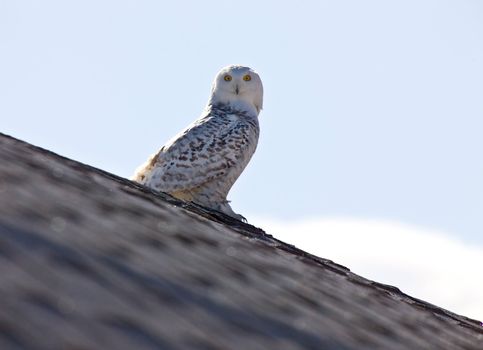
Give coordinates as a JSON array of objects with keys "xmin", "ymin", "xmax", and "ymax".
[{"xmin": 2, "ymin": 1, "xmax": 482, "ymax": 244}]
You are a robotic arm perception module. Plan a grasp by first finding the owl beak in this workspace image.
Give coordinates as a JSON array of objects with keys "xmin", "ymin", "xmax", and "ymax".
[{"xmin": 235, "ymin": 85, "xmax": 239, "ymax": 95}]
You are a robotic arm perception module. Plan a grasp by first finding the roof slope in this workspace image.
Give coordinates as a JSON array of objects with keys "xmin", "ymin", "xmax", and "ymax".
[{"xmin": 0, "ymin": 132, "xmax": 481, "ymax": 350}]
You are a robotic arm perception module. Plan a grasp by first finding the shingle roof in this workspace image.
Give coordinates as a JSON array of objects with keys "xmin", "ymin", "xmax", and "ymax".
[{"xmin": 0, "ymin": 132, "xmax": 481, "ymax": 350}]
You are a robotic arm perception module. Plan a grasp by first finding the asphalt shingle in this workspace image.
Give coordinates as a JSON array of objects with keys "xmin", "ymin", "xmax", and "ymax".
[{"xmin": 0, "ymin": 133, "xmax": 481, "ymax": 350}]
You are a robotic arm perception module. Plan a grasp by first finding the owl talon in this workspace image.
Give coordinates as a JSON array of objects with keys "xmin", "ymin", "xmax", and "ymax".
[{"xmin": 235, "ymin": 214, "xmax": 247, "ymax": 223}]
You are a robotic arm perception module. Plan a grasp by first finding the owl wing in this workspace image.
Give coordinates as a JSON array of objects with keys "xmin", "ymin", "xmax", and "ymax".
[{"xmin": 133, "ymin": 110, "xmax": 257, "ymax": 194}]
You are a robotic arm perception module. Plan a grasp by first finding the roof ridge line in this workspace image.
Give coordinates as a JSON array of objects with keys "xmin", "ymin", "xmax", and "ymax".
[{"xmin": 2, "ymin": 132, "xmax": 482, "ymax": 333}]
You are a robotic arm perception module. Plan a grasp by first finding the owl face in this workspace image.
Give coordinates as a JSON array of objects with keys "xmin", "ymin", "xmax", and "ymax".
[{"xmin": 210, "ymin": 65, "xmax": 263, "ymax": 115}]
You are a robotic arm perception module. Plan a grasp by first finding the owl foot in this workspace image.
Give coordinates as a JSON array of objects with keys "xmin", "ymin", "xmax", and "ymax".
[{"xmin": 217, "ymin": 201, "xmax": 246, "ymax": 222}]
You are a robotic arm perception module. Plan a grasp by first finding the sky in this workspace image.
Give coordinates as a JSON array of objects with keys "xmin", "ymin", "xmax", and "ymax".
[
  {"xmin": 1, "ymin": 1, "xmax": 482, "ymax": 320},
  {"xmin": 257, "ymin": 217, "xmax": 483, "ymax": 321}
]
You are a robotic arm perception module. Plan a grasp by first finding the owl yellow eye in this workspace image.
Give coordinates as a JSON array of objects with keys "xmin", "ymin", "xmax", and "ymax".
[
  {"xmin": 224, "ymin": 75, "xmax": 232, "ymax": 81},
  {"xmin": 243, "ymin": 74, "xmax": 252, "ymax": 81}
]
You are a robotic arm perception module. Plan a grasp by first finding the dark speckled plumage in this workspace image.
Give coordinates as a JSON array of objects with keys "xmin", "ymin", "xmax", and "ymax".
[{"xmin": 133, "ymin": 66, "xmax": 263, "ymax": 220}]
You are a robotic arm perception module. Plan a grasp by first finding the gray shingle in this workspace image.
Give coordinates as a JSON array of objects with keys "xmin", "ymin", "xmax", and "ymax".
[{"xmin": 0, "ymin": 132, "xmax": 481, "ymax": 350}]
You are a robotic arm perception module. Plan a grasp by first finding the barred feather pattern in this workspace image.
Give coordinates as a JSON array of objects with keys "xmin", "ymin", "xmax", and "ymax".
[{"xmin": 132, "ymin": 103, "xmax": 259, "ymax": 218}]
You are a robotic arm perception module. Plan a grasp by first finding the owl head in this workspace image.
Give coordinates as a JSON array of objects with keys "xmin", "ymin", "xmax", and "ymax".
[{"xmin": 209, "ymin": 65, "xmax": 263, "ymax": 115}]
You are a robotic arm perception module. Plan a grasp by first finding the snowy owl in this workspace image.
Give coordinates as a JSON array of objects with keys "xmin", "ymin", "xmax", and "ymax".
[{"xmin": 132, "ymin": 65, "xmax": 263, "ymax": 221}]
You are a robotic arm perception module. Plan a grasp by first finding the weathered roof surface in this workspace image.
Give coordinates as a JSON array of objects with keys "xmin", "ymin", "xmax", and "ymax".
[{"xmin": 0, "ymin": 132, "xmax": 481, "ymax": 350}]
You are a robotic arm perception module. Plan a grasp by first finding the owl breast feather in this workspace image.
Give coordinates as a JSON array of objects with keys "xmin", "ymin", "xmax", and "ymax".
[{"xmin": 144, "ymin": 105, "xmax": 259, "ymax": 198}]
